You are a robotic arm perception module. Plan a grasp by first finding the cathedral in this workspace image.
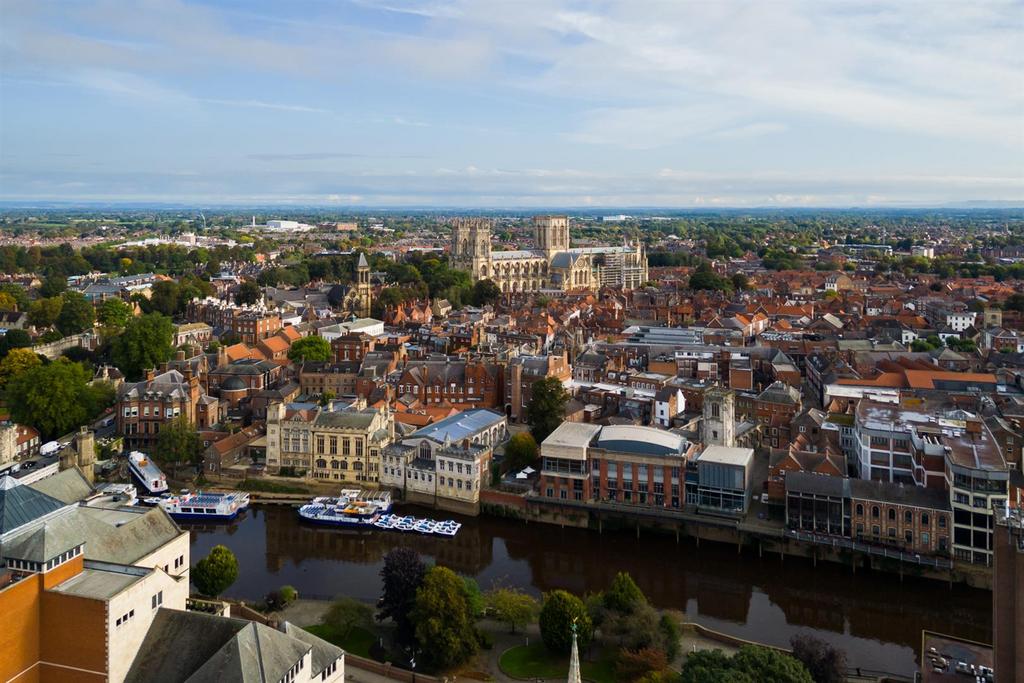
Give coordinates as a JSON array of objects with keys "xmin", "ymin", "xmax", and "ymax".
[{"xmin": 451, "ymin": 215, "xmax": 648, "ymax": 294}]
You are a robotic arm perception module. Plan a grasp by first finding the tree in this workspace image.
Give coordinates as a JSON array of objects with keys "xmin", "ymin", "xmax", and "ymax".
[
  {"xmin": 411, "ymin": 566, "xmax": 479, "ymax": 671},
  {"xmin": 192, "ymin": 545, "xmax": 239, "ymax": 597},
  {"xmin": 27, "ymin": 296, "xmax": 63, "ymax": 329},
  {"xmin": 378, "ymin": 547, "xmax": 426, "ymax": 645},
  {"xmin": 688, "ymin": 262, "xmax": 732, "ymax": 292},
  {"xmin": 288, "ymin": 335, "xmax": 332, "ymax": 363},
  {"xmin": 56, "ymin": 291, "xmax": 95, "ymax": 336},
  {"xmin": 0, "ymin": 283, "xmax": 29, "ymax": 310},
  {"xmin": 472, "ymin": 279, "xmax": 502, "ymax": 306},
  {"xmin": 679, "ymin": 646, "xmax": 812, "ymax": 683},
  {"xmin": 111, "ymin": 313, "xmax": 174, "ymax": 380},
  {"xmin": 323, "ymin": 596, "xmax": 373, "ymax": 639},
  {"xmin": 503, "ymin": 432, "xmax": 538, "ymax": 471},
  {"xmin": 149, "ymin": 280, "xmax": 180, "ymax": 316},
  {"xmin": 0, "ymin": 348, "xmax": 41, "ymax": 388},
  {"xmin": 97, "ymin": 298, "xmax": 133, "ymax": 330},
  {"xmin": 0, "ymin": 292, "xmax": 17, "ymax": 311},
  {"xmin": 235, "ymin": 280, "xmax": 262, "ymax": 306},
  {"xmin": 462, "ymin": 576, "xmax": 485, "ymax": 618},
  {"xmin": 39, "ymin": 274, "xmax": 67, "ymax": 298},
  {"xmin": 5, "ymin": 359, "xmax": 91, "ymax": 439},
  {"xmin": 604, "ymin": 571, "xmax": 646, "ymax": 613},
  {"xmin": 539, "ymin": 590, "xmax": 592, "ymax": 654},
  {"xmin": 486, "ymin": 586, "xmax": 539, "ymax": 634},
  {"xmin": 525, "ymin": 376, "xmax": 570, "ymax": 443},
  {"xmin": 616, "ymin": 647, "xmax": 668, "ymax": 682},
  {"xmin": 152, "ymin": 415, "xmax": 202, "ymax": 466},
  {"xmin": 730, "ymin": 272, "xmax": 750, "ymax": 291},
  {"xmin": 790, "ymin": 635, "xmax": 847, "ymax": 683}
]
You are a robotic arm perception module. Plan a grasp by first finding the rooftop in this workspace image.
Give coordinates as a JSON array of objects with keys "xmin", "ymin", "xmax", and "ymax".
[
  {"xmin": 409, "ymin": 408, "xmax": 504, "ymax": 444},
  {"xmin": 698, "ymin": 445, "xmax": 755, "ymax": 467},
  {"xmin": 51, "ymin": 564, "xmax": 148, "ymax": 600},
  {"xmin": 596, "ymin": 425, "xmax": 685, "ymax": 457}
]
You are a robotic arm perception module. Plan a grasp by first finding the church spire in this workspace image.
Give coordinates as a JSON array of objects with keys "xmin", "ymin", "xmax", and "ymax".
[{"xmin": 567, "ymin": 620, "xmax": 581, "ymax": 683}]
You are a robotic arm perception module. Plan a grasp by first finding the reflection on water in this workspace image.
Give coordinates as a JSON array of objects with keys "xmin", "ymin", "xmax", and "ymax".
[{"xmin": 188, "ymin": 505, "xmax": 991, "ymax": 675}]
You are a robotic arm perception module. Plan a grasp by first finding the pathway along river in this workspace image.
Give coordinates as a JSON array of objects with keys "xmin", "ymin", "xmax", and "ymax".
[{"xmin": 189, "ymin": 505, "xmax": 991, "ymax": 676}]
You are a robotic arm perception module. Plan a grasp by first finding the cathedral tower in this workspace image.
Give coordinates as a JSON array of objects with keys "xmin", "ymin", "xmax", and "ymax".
[{"xmin": 534, "ymin": 215, "xmax": 570, "ymax": 259}]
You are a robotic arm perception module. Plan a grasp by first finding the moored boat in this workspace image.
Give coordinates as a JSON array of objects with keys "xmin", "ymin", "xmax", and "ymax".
[
  {"xmin": 156, "ymin": 490, "xmax": 250, "ymax": 521},
  {"xmin": 127, "ymin": 451, "xmax": 168, "ymax": 495}
]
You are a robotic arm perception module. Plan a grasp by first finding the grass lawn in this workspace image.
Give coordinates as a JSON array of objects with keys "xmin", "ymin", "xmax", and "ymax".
[
  {"xmin": 303, "ymin": 624, "xmax": 377, "ymax": 659},
  {"xmin": 236, "ymin": 479, "xmax": 309, "ymax": 494},
  {"xmin": 499, "ymin": 643, "xmax": 616, "ymax": 683}
]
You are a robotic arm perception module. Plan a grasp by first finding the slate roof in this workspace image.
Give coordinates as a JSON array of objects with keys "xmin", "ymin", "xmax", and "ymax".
[
  {"xmin": 0, "ymin": 475, "xmax": 65, "ymax": 535},
  {"xmin": 28, "ymin": 468, "xmax": 94, "ymax": 504}
]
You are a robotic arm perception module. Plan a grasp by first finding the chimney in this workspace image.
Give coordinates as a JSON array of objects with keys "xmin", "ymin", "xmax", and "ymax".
[
  {"xmin": 176, "ymin": 350, "xmax": 186, "ymax": 361},
  {"xmin": 145, "ymin": 368, "xmax": 156, "ymax": 382}
]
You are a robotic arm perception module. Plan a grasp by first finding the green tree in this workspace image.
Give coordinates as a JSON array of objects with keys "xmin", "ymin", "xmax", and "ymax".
[
  {"xmin": 56, "ymin": 291, "xmax": 95, "ymax": 336},
  {"xmin": 539, "ymin": 590, "xmax": 592, "ymax": 654},
  {"xmin": 730, "ymin": 272, "xmax": 750, "ymax": 291},
  {"xmin": 97, "ymin": 298, "xmax": 133, "ymax": 330},
  {"xmin": 0, "ymin": 348, "xmax": 42, "ymax": 388},
  {"xmin": 323, "ymin": 596, "xmax": 374, "ymax": 639},
  {"xmin": 39, "ymin": 274, "xmax": 67, "ymax": 298},
  {"xmin": 604, "ymin": 571, "xmax": 646, "ymax": 613},
  {"xmin": 503, "ymin": 432, "xmax": 538, "ymax": 471},
  {"xmin": 411, "ymin": 566, "xmax": 479, "ymax": 671},
  {"xmin": 111, "ymin": 313, "xmax": 174, "ymax": 380},
  {"xmin": 732, "ymin": 646, "xmax": 813, "ymax": 682},
  {"xmin": 288, "ymin": 335, "xmax": 332, "ymax": 363},
  {"xmin": 152, "ymin": 415, "xmax": 202, "ymax": 466},
  {"xmin": 235, "ymin": 280, "xmax": 262, "ymax": 306},
  {"xmin": 486, "ymin": 586, "xmax": 539, "ymax": 634},
  {"xmin": 525, "ymin": 376, "xmax": 570, "ymax": 443},
  {"xmin": 471, "ymin": 279, "xmax": 502, "ymax": 306},
  {"xmin": 27, "ymin": 296, "xmax": 63, "ymax": 329},
  {"xmin": 5, "ymin": 359, "xmax": 91, "ymax": 439},
  {"xmin": 378, "ymin": 547, "xmax": 426, "ymax": 645},
  {"xmin": 0, "ymin": 283, "xmax": 30, "ymax": 310},
  {"xmin": 192, "ymin": 545, "xmax": 239, "ymax": 597},
  {"xmin": 0, "ymin": 292, "xmax": 18, "ymax": 311},
  {"xmin": 149, "ymin": 280, "xmax": 180, "ymax": 316}
]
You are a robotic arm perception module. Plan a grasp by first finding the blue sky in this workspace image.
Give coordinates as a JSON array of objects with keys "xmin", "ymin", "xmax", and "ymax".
[{"xmin": 1, "ymin": 0, "xmax": 1022, "ymax": 207}]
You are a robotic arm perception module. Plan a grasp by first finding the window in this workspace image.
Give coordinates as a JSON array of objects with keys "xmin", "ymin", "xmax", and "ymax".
[
  {"xmin": 888, "ymin": 508, "xmax": 896, "ymax": 521},
  {"xmin": 905, "ymin": 530, "xmax": 913, "ymax": 544},
  {"xmin": 922, "ymin": 513, "xmax": 930, "ymax": 526},
  {"xmin": 872, "ymin": 506, "xmax": 880, "ymax": 518},
  {"xmin": 939, "ymin": 515, "xmax": 947, "ymax": 529},
  {"xmin": 856, "ymin": 504, "xmax": 863, "ymax": 516},
  {"xmin": 904, "ymin": 510, "xmax": 912, "ymax": 524},
  {"xmin": 152, "ymin": 591, "xmax": 163, "ymax": 609}
]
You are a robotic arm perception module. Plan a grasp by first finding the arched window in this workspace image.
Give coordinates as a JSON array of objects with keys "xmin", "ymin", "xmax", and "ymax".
[
  {"xmin": 922, "ymin": 513, "xmax": 930, "ymax": 526},
  {"xmin": 855, "ymin": 504, "xmax": 863, "ymax": 516},
  {"xmin": 330, "ymin": 461, "xmax": 340, "ymax": 469},
  {"xmin": 872, "ymin": 506, "xmax": 880, "ymax": 518},
  {"xmin": 353, "ymin": 461, "xmax": 363, "ymax": 470},
  {"xmin": 904, "ymin": 510, "xmax": 912, "ymax": 524},
  {"xmin": 339, "ymin": 461, "xmax": 348, "ymax": 470},
  {"xmin": 419, "ymin": 442, "xmax": 431, "ymax": 460},
  {"xmin": 888, "ymin": 508, "xmax": 896, "ymax": 521},
  {"xmin": 316, "ymin": 459, "xmax": 327, "ymax": 469}
]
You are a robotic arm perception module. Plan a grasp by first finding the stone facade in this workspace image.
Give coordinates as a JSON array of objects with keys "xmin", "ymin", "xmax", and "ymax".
[{"xmin": 452, "ymin": 216, "xmax": 648, "ymax": 293}]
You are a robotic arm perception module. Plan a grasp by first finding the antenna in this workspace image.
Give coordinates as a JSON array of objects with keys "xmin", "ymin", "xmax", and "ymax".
[{"xmin": 199, "ymin": 212, "xmax": 207, "ymax": 230}]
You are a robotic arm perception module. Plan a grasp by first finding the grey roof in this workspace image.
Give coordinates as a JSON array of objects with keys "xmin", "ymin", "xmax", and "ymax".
[
  {"xmin": 409, "ymin": 408, "xmax": 505, "ymax": 444},
  {"xmin": 51, "ymin": 565, "xmax": 146, "ymax": 600},
  {"xmin": 848, "ymin": 478, "xmax": 950, "ymax": 510},
  {"xmin": 357, "ymin": 252, "xmax": 369, "ymax": 268},
  {"xmin": 314, "ymin": 408, "xmax": 378, "ymax": 430},
  {"xmin": 184, "ymin": 620, "xmax": 310, "ymax": 683},
  {"xmin": 596, "ymin": 425, "xmax": 685, "ymax": 457},
  {"xmin": 757, "ymin": 381, "xmax": 802, "ymax": 405},
  {"xmin": 29, "ymin": 468, "xmax": 94, "ymax": 504},
  {"xmin": 221, "ymin": 376, "xmax": 247, "ymax": 391},
  {"xmin": 785, "ymin": 471, "xmax": 850, "ymax": 498},
  {"xmin": 0, "ymin": 475, "xmax": 66, "ymax": 535},
  {"xmin": 125, "ymin": 609, "xmax": 249, "ymax": 683},
  {"xmin": 280, "ymin": 621, "xmax": 345, "ymax": 676}
]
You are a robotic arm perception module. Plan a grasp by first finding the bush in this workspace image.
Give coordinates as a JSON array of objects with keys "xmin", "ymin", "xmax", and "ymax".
[
  {"xmin": 616, "ymin": 647, "xmax": 668, "ymax": 682},
  {"xmin": 192, "ymin": 545, "xmax": 239, "ymax": 597}
]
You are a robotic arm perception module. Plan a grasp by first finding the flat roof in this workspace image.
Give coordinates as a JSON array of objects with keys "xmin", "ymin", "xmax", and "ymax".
[
  {"xmin": 52, "ymin": 566, "xmax": 147, "ymax": 600},
  {"xmin": 543, "ymin": 422, "xmax": 601, "ymax": 449},
  {"xmin": 698, "ymin": 445, "xmax": 754, "ymax": 467},
  {"xmin": 920, "ymin": 631, "xmax": 992, "ymax": 683}
]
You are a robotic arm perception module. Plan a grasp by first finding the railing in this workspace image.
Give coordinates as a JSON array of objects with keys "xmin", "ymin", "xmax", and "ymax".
[{"xmin": 785, "ymin": 530, "xmax": 953, "ymax": 569}]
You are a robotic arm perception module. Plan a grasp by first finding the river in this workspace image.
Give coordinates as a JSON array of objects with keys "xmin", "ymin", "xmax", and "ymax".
[{"xmin": 188, "ymin": 505, "xmax": 992, "ymax": 676}]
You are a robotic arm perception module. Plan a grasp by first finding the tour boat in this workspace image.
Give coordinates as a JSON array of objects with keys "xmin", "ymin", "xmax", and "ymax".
[
  {"xmin": 155, "ymin": 491, "xmax": 250, "ymax": 521},
  {"xmin": 298, "ymin": 489, "xmax": 391, "ymax": 527},
  {"xmin": 127, "ymin": 451, "xmax": 168, "ymax": 495}
]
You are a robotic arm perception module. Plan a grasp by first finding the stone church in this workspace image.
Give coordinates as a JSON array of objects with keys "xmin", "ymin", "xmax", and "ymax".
[{"xmin": 451, "ymin": 215, "xmax": 648, "ymax": 294}]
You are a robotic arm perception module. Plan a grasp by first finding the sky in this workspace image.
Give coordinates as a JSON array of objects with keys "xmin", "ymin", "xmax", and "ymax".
[{"xmin": 1, "ymin": 0, "xmax": 1023, "ymax": 208}]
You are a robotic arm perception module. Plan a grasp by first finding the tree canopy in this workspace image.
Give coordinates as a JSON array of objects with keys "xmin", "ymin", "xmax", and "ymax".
[
  {"xmin": 525, "ymin": 376, "xmax": 570, "ymax": 443},
  {"xmin": 288, "ymin": 335, "xmax": 332, "ymax": 363},
  {"xmin": 235, "ymin": 280, "xmax": 262, "ymax": 306},
  {"xmin": 111, "ymin": 313, "xmax": 175, "ymax": 380},
  {"xmin": 97, "ymin": 298, "xmax": 133, "ymax": 330},
  {"xmin": 539, "ymin": 590, "xmax": 593, "ymax": 654},
  {"xmin": 503, "ymin": 432, "xmax": 539, "ymax": 472},
  {"xmin": 486, "ymin": 586, "xmax": 539, "ymax": 634},
  {"xmin": 152, "ymin": 415, "xmax": 202, "ymax": 466},
  {"xmin": 56, "ymin": 291, "xmax": 95, "ymax": 336},
  {"xmin": 5, "ymin": 359, "xmax": 110, "ymax": 440},
  {"xmin": 679, "ymin": 646, "xmax": 813, "ymax": 683},
  {"xmin": 0, "ymin": 348, "xmax": 42, "ymax": 389},
  {"xmin": 192, "ymin": 545, "xmax": 239, "ymax": 597},
  {"xmin": 378, "ymin": 547, "xmax": 426, "ymax": 645},
  {"xmin": 411, "ymin": 566, "xmax": 479, "ymax": 671}
]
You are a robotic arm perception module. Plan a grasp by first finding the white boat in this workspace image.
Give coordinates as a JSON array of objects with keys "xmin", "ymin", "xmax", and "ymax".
[
  {"xmin": 298, "ymin": 489, "xmax": 390, "ymax": 527},
  {"xmin": 157, "ymin": 491, "xmax": 250, "ymax": 521},
  {"xmin": 95, "ymin": 482, "xmax": 138, "ymax": 505},
  {"xmin": 127, "ymin": 451, "xmax": 168, "ymax": 494}
]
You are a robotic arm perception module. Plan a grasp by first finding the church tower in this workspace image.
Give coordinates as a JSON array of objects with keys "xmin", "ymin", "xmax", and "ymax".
[
  {"xmin": 469, "ymin": 219, "xmax": 491, "ymax": 279},
  {"xmin": 451, "ymin": 219, "xmax": 471, "ymax": 269},
  {"xmin": 702, "ymin": 387, "xmax": 735, "ymax": 447},
  {"xmin": 355, "ymin": 252, "xmax": 372, "ymax": 318},
  {"xmin": 534, "ymin": 215, "xmax": 570, "ymax": 259}
]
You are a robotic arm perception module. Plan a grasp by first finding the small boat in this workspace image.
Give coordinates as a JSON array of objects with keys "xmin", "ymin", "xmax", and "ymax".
[
  {"xmin": 434, "ymin": 521, "xmax": 461, "ymax": 537},
  {"xmin": 413, "ymin": 519, "xmax": 437, "ymax": 534},
  {"xmin": 298, "ymin": 489, "xmax": 390, "ymax": 527},
  {"xmin": 127, "ymin": 451, "xmax": 168, "ymax": 495},
  {"xmin": 157, "ymin": 490, "xmax": 250, "ymax": 521}
]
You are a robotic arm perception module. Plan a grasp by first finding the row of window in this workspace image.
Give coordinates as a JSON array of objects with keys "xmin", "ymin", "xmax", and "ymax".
[
  {"xmin": 151, "ymin": 590, "xmax": 163, "ymax": 609},
  {"xmin": 123, "ymin": 405, "xmax": 181, "ymax": 418},
  {"xmin": 854, "ymin": 504, "xmax": 946, "ymax": 528},
  {"xmin": 116, "ymin": 609, "xmax": 135, "ymax": 627}
]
